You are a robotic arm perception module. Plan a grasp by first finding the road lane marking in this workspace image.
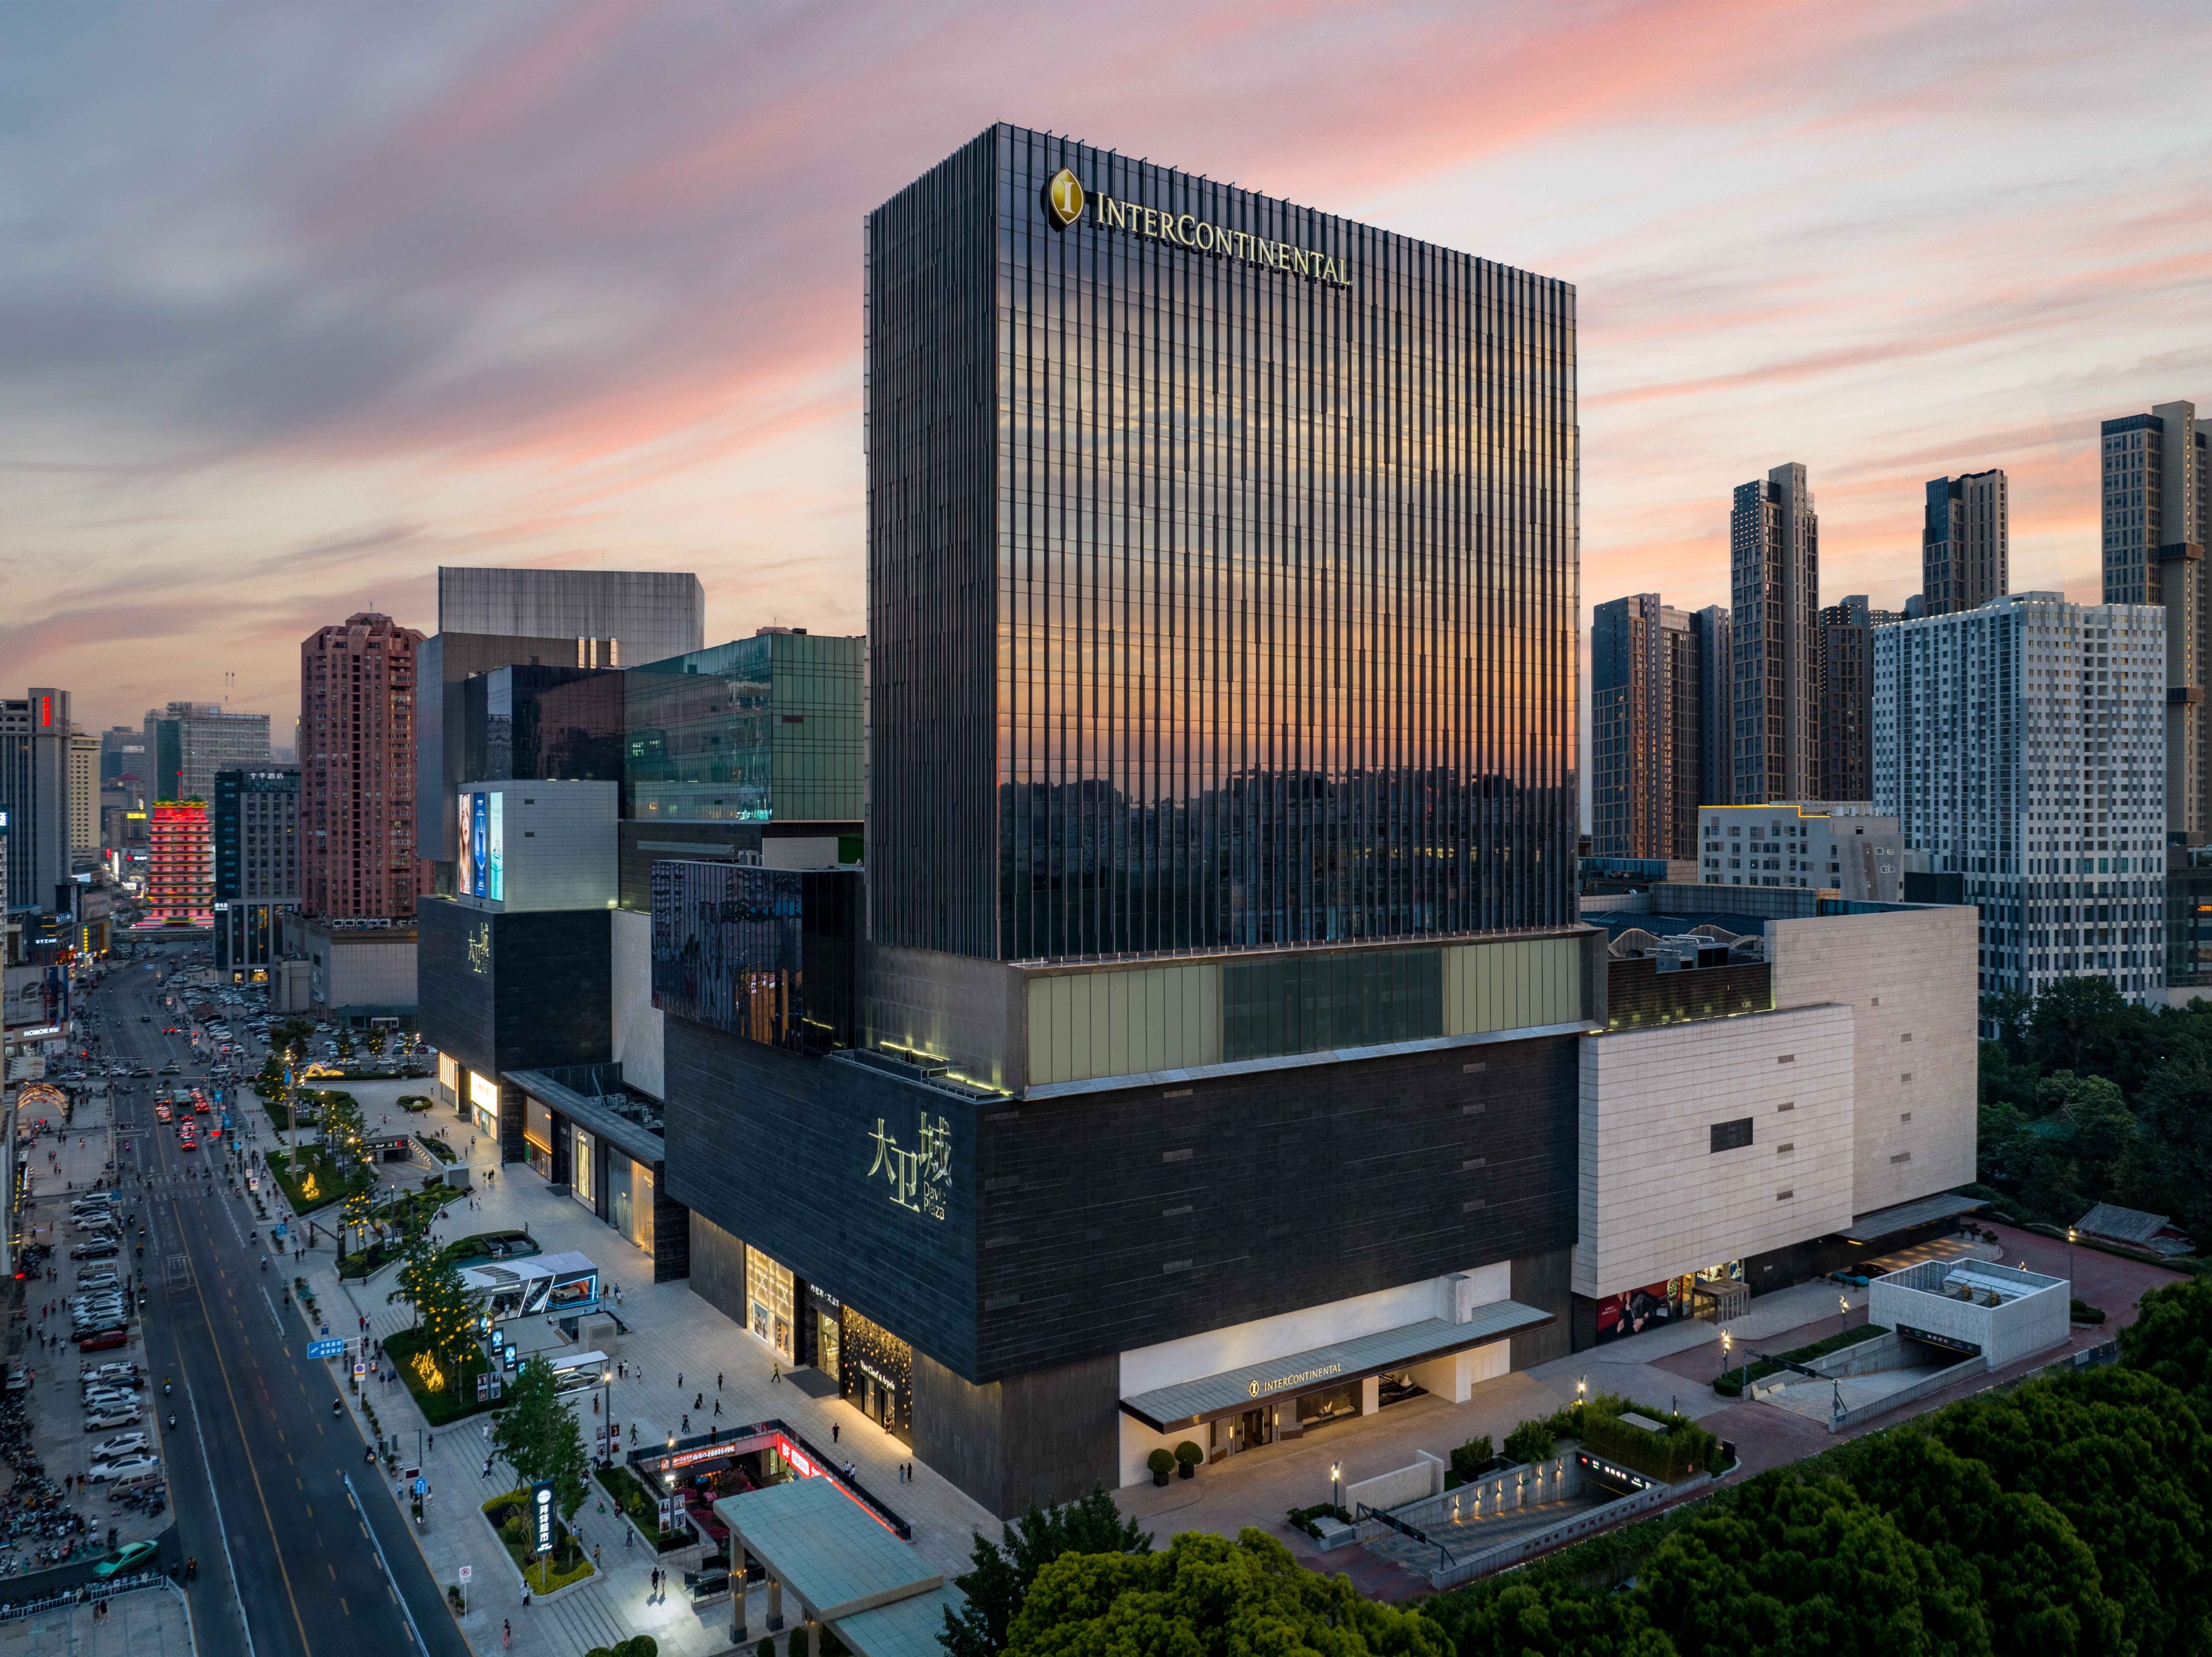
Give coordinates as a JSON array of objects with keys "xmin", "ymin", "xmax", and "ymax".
[
  {"xmin": 341, "ymin": 1598, "xmax": 349, "ymax": 1617},
  {"xmin": 180, "ymin": 1194, "xmax": 316, "ymax": 1657}
]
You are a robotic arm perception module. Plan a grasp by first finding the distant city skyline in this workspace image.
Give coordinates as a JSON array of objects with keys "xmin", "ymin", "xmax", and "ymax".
[{"xmin": 4, "ymin": 3, "xmax": 2209, "ymax": 741}]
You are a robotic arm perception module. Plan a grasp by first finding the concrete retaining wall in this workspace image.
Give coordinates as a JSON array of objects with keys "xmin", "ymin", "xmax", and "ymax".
[{"xmin": 1344, "ymin": 1451, "xmax": 1444, "ymax": 1512}]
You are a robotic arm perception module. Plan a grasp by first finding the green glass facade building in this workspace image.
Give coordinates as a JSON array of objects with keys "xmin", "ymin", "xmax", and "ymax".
[{"xmin": 624, "ymin": 631, "xmax": 864, "ymax": 825}]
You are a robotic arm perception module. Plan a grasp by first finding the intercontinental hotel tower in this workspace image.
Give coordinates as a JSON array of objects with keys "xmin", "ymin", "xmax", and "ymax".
[{"xmin": 660, "ymin": 124, "xmax": 1590, "ymax": 1516}]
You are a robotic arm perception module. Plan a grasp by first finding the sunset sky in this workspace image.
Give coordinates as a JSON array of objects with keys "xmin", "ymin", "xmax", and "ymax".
[{"xmin": 5, "ymin": 0, "xmax": 2211, "ymax": 744}]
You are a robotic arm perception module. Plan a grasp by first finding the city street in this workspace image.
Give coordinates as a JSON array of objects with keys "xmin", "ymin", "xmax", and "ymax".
[{"xmin": 90, "ymin": 947, "xmax": 467, "ymax": 1657}]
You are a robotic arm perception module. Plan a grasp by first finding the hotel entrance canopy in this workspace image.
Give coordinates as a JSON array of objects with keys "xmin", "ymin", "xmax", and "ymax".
[{"xmin": 1118, "ymin": 1301, "xmax": 1553, "ymax": 1434}]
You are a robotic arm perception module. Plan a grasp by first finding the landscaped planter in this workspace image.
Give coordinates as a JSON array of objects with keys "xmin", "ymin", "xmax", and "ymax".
[{"xmin": 481, "ymin": 1488, "xmax": 597, "ymax": 1598}]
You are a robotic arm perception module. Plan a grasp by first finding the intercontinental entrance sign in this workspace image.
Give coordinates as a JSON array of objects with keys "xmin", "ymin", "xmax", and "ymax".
[{"xmin": 1045, "ymin": 166, "xmax": 1352, "ymax": 290}]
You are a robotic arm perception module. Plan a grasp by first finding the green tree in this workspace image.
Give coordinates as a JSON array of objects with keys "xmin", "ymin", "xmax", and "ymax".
[
  {"xmin": 1002, "ymin": 1529, "xmax": 1447, "ymax": 1657},
  {"xmin": 942, "ymin": 1487, "xmax": 1153, "ymax": 1657},
  {"xmin": 1428, "ymin": 1575, "xmax": 1669, "ymax": 1657},
  {"xmin": 494, "ymin": 1356, "xmax": 592, "ymax": 1530},
  {"xmin": 2027, "ymin": 978, "xmax": 2153, "ymax": 1095},
  {"xmin": 2135, "ymin": 1054, "xmax": 2212, "ymax": 1238},
  {"xmin": 386, "ymin": 1228, "xmax": 442, "ymax": 1331},
  {"xmin": 1928, "ymin": 1366, "xmax": 2212, "ymax": 1655},
  {"xmin": 2119, "ymin": 1274, "xmax": 2212, "ymax": 1417},
  {"xmin": 409, "ymin": 1253, "xmax": 481, "ymax": 1374},
  {"xmin": 1632, "ymin": 1471, "xmax": 1992, "ymax": 1656}
]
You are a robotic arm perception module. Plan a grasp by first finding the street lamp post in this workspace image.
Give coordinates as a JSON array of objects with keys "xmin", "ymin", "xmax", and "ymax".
[
  {"xmin": 1329, "ymin": 1462, "xmax": 1342, "ymax": 1515},
  {"xmin": 2067, "ymin": 1227, "xmax": 2078, "ymax": 1294},
  {"xmin": 1838, "ymin": 1293, "xmax": 1850, "ymax": 1339},
  {"xmin": 1719, "ymin": 1328, "xmax": 1732, "ymax": 1380}
]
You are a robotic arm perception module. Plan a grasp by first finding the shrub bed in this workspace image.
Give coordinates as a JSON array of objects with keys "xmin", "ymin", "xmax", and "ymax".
[
  {"xmin": 1712, "ymin": 1320, "xmax": 1886, "ymax": 1397},
  {"xmin": 439, "ymin": 1230, "xmax": 538, "ymax": 1266},
  {"xmin": 482, "ymin": 1488, "xmax": 594, "ymax": 1593},
  {"xmin": 264, "ymin": 1148, "xmax": 342, "ymax": 1213},
  {"xmin": 596, "ymin": 1463, "xmax": 692, "ymax": 1551},
  {"xmin": 1285, "ymin": 1502, "xmax": 1352, "ymax": 1539},
  {"xmin": 384, "ymin": 1325, "xmax": 494, "ymax": 1426},
  {"xmin": 415, "ymin": 1132, "xmax": 457, "ymax": 1163},
  {"xmin": 1578, "ymin": 1395, "xmax": 1719, "ymax": 1483}
]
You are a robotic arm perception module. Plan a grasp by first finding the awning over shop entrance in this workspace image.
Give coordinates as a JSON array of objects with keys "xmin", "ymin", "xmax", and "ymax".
[
  {"xmin": 1844, "ymin": 1191, "xmax": 1986, "ymax": 1246},
  {"xmin": 1118, "ymin": 1301, "xmax": 1554, "ymax": 1434}
]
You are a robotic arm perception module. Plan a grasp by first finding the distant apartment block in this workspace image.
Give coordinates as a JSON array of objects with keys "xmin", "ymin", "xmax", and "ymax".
[
  {"xmin": 300, "ymin": 612, "xmax": 422, "ymax": 921},
  {"xmin": 1731, "ymin": 463, "xmax": 1820, "ymax": 804},
  {"xmin": 1874, "ymin": 591, "xmax": 2165, "ymax": 1004},
  {"xmin": 142, "ymin": 702, "xmax": 271, "ymax": 803},
  {"xmin": 1696, "ymin": 800, "xmax": 1904, "ymax": 902},
  {"xmin": 1591, "ymin": 595, "xmax": 1718, "ymax": 858},
  {"xmin": 1816, "ymin": 596, "xmax": 1903, "ymax": 805},
  {"xmin": 1922, "ymin": 470, "xmax": 2008, "ymax": 617},
  {"xmin": 2103, "ymin": 401, "xmax": 2208, "ymax": 843}
]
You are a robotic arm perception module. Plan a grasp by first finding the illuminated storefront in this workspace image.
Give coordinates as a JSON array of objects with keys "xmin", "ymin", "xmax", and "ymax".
[{"xmin": 1589, "ymin": 1262, "xmax": 1745, "ymax": 1345}]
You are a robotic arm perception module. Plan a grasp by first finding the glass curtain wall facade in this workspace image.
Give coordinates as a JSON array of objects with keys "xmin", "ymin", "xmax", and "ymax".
[
  {"xmin": 624, "ymin": 633, "xmax": 864, "ymax": 824},
  {"xmin": 867, "ymin": 124, "xmax": 1579, "ymax": 963}
]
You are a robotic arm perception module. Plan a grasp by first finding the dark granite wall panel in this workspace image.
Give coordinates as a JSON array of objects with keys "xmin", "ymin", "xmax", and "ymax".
[
  {"xmin": 664, "ymin": 1013, "xmax": 1577, "ymax": 1387},
  {"xmin": 912, "ymin": 1349, "xmax": 1120, "ymax": 1518},
  {"xmin": 970, "ymin": 1035, "xmax": 1580, "ymax": 1380},
  {"xmin": 664, "ymin": 1017, "xmax": 983, "ymax": 1373},
  {"xmin": 688, "ymin": 1213, "xmax": 747, "ymax": 1330},
  {"xmin": 1510, "ymin": 1247, "xmax": 1574, "ymax": 1368}
]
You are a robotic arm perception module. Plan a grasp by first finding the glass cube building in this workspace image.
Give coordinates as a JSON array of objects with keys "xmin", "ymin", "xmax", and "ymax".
[
  {"xmin": 624, "ymin": 631, "xmax": 864, "ymax": 825},
  {"xmin": 867, "ymin": 123, "xmax": 1579, "ymax": 962}
]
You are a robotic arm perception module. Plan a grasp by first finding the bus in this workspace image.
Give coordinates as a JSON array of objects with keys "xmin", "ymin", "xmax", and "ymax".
[{"xmin": 550, "ymin": 1352, "xmax": 611, "ymax": 1397}]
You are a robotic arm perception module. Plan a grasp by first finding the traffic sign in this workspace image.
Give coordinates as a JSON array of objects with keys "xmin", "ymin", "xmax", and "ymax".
[
  {"xmin": 457, "ymin": 1565, "xmax": 472, "ymax": 1583},
  {"xmin": 307, "ymin": 1338, "xmax": 345, "ymax": 1359},
  {"xmin": 414, "ymin": 1476, "xmax": 428, "ymax": 1497}
]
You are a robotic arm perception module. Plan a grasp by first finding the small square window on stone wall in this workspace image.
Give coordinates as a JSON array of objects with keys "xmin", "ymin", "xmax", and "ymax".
[{"xmin": 1710, "ymin": 1118, "xmax": 1755, "ymax": 1153}]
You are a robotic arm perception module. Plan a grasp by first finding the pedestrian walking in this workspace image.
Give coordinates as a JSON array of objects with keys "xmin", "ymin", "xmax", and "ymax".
[
  {"xmin": 681, "ymin": 1413, "xmax": 690, "ymax": 1432},
  {"xmin": 713, "ymin": 1399, "xmax": 721, "ymax": 1418},
  {"xmin": 773, "ymin": 1362, "xmax": 780, "ymax": 1385},
  {"xmin": 502, "ymin": 1619, "xmax": 512, "ymax": 1648},
  {"xmin": 694, "ymin": 1392, "xmax": 703, "ymax": 1410},
  {"xmin": 717, "ymin": 1372, "xmax": 724, "ymax": 1390},
  {"xmin": 832, "ymin": 1421, "xmax": 839, "ymax": 1444}
]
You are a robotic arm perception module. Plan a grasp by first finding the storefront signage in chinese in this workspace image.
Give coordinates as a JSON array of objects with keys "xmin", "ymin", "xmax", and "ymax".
[{"xmin": 867, "ymin": 1110, "xmax": 951, "ymax": 1221}]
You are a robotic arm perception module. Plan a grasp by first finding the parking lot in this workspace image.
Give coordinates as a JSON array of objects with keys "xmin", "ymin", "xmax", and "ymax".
[{"xmin": 9, "ymin": 1086, "xmax": 169, "ymax": 1575}]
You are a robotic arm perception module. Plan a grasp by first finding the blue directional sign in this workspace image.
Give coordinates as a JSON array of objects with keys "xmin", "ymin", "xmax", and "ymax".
[{"xmin": 307, "ymin": 1338, "xmax": 345, "ymax": 1359}]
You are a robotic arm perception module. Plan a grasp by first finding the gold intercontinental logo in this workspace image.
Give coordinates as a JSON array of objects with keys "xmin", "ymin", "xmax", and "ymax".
[
  {"xmin": 1045, "ymin": 167, "xmax": 1085, "ymax": 228},
  {"xmin": 1041, "ymin": 168, "xmax": 1351, "ymax": 290},
  {"xmin": 1248, "ymin": 1360, "xmax": 1343, "ymax": 1399}
]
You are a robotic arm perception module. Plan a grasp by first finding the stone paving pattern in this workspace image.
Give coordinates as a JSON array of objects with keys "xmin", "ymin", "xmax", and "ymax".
[{"xmin": 272, "ymin": 1111, "xmax": 1000, "ymax": 1657}]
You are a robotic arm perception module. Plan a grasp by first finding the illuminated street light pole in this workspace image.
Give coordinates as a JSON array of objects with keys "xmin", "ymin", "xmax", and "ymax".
[{"xmin": 2067, "ymin": 1226, "xmax": 2078, "ymax": 1295}]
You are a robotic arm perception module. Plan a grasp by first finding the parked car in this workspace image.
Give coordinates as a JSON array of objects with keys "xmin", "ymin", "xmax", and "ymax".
[
  {"xmin": 70, "ymin": 1242, "xmax": 119, "ymax": 1260},
  {"xmin": 79, "ymin": 1363, "xmax": 138, "ymax": 1387},
  {"xmin": 82, "ymin": 1403, "xmax": 138, "ymax": 1426},
  {"xmin": 86, "ymin": 1453, "xmax": 160, "ymax": 1483},
  {"xmin": 92, "ymin": 1538, "xmax": 160, "ymax": 1578},
  {"xmin": 90, "ymin": 1432, "xmax": 149, "ymax": 1458}
]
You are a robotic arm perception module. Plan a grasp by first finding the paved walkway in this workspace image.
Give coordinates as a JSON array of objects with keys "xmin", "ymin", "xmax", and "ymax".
[
  {"xmin": 264, "ymin": 1111, "xmax": 998, "ymax": 1657},
  {"xmin": 0, "ymin": 1582, "xmax": 191, "ymax": 1655}
]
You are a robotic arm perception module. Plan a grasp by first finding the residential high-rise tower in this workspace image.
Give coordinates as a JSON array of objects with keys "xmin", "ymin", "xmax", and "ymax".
[
  {"xmin": 1592, "ymin": 594, "xmax": 1714, "ymax": 858},
  {"xmin": 0, "ymin": 690, "xmax": 71, "ymax": 912},
  {"xmin": 1922, "ymin": 470, "xmax": 2008, "ymax": 617},
  {"xmin": 141, "ymin": 702, "xmax": 271, "ymax": 802},
  {"xmin": 2103, "ymin": 400, "xmax": 2208, "ymax": 843},
  {"xmin": 300, "ymin": 612, "xmax": 423, "ymax": 920},
  {"xmin": 1730, "ymin": 463, "xmax": 1819, "ymax": 804},
  {"xmin": 1874, "ymin": 592, "xmax": 2165, "ymax": 1005}
]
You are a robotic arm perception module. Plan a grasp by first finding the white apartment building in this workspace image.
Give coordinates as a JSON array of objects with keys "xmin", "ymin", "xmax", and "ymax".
[
  {"xmin": 1872, "ymin": 592, "xmax": 2165, "ymax": 1004},
  {"xmin": 1697, "ymin": 801, "xmax": 1905, "ymax": 900}
]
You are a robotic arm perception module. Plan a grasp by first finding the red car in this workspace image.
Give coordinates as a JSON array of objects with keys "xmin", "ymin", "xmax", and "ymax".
[{"xmin": 79, "ymin": 1331, "xmax": 128, "ymax": 1353}]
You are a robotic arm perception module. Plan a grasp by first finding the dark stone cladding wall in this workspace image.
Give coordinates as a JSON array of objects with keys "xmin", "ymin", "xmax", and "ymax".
[
  {"xmin": 417, "ymin": 897, "xmax": 498, "ymax": 1078},
  {"xmin": 975, "ymin": 1036, "xmax": 1579, "ymax": 1379},
  {"xmin": 663, "ymin": 1013, "xmax": 1577, "ymax": 1387},
  {"xmin": 417, "ymin": 898, "xmax": 611, "ymax": 1080},
  {"xmin": 690, "ymin": 1213, "xmax": 747, "ymax": 1328},
  {"xmin": 664, "ymin": 1016, "xmax": 983, "ymax": 1374},
  {"xmin": 912, "ymin": 1349, "xmax": 1120, "ymax": 1517}
]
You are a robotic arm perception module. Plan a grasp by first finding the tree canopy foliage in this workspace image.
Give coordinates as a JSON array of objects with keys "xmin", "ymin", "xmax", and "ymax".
[
  {"xmin": 1428, "ymin": 1347, "xmax": 2212, "ymax": 1657},
  {"xmin": 942, "ymin": 1488, "xmax": 1154, "ymax": 1657},
  {"xmin": 1003, "ymin": 1530, "xmax": 1448, "ymax": 1657},
  {"xmin": 1976, "ymin": 976, "xmax": 2212, "ymax": 1238}
]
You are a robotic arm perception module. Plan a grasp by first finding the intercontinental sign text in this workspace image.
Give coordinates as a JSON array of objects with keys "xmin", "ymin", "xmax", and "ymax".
[{"xmin": 1091, "ymin": 193, "xmax": 1352, "ymax": 290}]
